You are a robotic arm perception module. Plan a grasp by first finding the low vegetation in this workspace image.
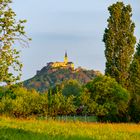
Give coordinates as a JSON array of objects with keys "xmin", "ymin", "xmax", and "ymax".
[
  {"xmin": 0, "ymin": 76, "xmax": 132, "ymax": 122},
  {"xmin": 0, "ymin": 117, "xmax": 140, "ymax": 140}
]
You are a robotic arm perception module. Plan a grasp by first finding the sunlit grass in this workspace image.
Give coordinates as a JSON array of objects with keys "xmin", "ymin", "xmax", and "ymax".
[{"xmin": 0, "ymin": 117, "xmax": 140, "ymax": 140}]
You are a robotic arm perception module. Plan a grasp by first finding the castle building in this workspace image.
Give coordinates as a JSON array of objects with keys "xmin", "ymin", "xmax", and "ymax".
[{"xmin": 48, "ymin": 52, "xmax": 74, "ymax": 70}]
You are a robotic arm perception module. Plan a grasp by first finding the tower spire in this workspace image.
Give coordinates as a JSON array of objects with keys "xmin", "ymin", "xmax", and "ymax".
[
  {"xmin": 64, "ymin": 51, "xmax": 68, "ymax": 63},
  {"xmin": 65, "ymin": 51, "xmax": 67, "ymax": 58}
]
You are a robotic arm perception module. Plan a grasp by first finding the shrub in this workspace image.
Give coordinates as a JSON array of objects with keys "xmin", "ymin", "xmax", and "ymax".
[
  {"xmin": 85, "ymin": 76, "xmax": 130, "ymax": 122},
  {"xmin": 0, "ymin": 87, "xmax": 48, "ymax": 118}
]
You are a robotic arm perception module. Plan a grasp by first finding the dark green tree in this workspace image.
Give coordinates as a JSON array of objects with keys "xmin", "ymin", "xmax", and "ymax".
[
  {"xmin": 129, "ymin": 41, "xmax": 140, "ymax": 95},
  {"xmin": 103, "ymin": 2, "xmax": 136, "ymax": 87},
  {"xmin": 128, "ymin": 41, "xmax": 140, "ymax": 122},
  {"xmin": 62, "ymin": 79, "xmax": 82, "ymax": 97},
  {"xmin": 0, "ymin": 0, "xmax": 30, "ymax": 85}
]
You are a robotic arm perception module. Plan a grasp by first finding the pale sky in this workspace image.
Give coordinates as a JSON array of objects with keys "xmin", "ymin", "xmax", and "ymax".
[{"xmin": 12, "ymin": 0, "xmax": 140, "ymax": 81}]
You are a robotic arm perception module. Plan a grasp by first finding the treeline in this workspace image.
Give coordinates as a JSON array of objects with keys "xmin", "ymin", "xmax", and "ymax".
[{"xmin": 0, "ymin": 77, "xmax": 132, "ymax": 122}]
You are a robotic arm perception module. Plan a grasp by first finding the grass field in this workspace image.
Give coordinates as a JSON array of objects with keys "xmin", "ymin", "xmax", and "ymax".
[
  {"xmin": 0, "ymin": 117, "xmax": 140, "ymax": 140},
  {"xmin": 37, "ymin": 115, "xmax": 97, "ymax": 123}
]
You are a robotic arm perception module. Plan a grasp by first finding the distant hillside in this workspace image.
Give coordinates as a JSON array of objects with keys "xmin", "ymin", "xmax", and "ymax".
[{"xmin": 23, "ymin": 65, "xmax": 102, "ymax": 92}]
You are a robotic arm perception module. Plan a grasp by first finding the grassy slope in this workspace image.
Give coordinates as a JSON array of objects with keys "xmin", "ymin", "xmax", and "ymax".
[{"xmin": 0, "ymin": 117, "xmax": 140, "ymax": 140}]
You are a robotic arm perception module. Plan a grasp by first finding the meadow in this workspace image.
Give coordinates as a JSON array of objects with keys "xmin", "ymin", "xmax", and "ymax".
[{"xmin": 0, "ymin": 117, "xmax": 140, "ymax": 140}]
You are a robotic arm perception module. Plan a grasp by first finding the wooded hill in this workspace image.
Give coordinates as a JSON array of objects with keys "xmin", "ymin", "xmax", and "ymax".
[{"xmin": 23, "ymin": 66, "xmax": 101, "ymax": 92}]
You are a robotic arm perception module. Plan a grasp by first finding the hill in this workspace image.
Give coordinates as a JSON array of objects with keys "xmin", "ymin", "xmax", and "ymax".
[{"xmin": 23, "ymin": 65, "xmax": 101, "ymax": 92}]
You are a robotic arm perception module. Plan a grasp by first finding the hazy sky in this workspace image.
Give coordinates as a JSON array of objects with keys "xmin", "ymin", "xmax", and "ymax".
[{"xmin": 12, "ymin": 0, "xmax": 140, "ymax": 81}]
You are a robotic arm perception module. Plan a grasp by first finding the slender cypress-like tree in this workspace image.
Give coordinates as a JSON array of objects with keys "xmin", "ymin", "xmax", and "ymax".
[
  {"xmin": 103, "ymin": 2, "xmax": 136, "ymax": 87},
  {"xmin": 129, "ymin": 41, "xmax": 140, "ymax": 95}
]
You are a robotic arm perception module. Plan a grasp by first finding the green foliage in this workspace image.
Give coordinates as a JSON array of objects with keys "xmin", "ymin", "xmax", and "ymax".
[
  {"xmin": 0, "ymin": 87, "xmax": 48, "ymax": 117},
  {"xmin": 128, "ymin": 94, "xmax": 140, "ymax": 123},
  {"xmin": 62, "ymin": 79, "xmax": 82, "ymax": 97},
  {"xmin": 48, "ymin": 92, "xmax": 76, "ymax": 117},
  {"xmin": 0, "ymin": 0, "xmax": 30, "ymax": 85},
  {"xmin": 0, "ymin": 77, "xmax": 135, "ymax": 122},
  {"xmin": 85, "ymin": 76, "xmax": 130, "ymax": 122},
  {"xmin": 11, "ymin": 88, "xmax": 48, "ymax": 117},
  {"xmin": 103, "ymin": 1, "xmax": 136, "ymax": 87},
  {"xmin": 79, "ymin": 89, "xmax": 96, "ymax": 115},
  {"xmin": 129, "ymin": 41, "xmax": 140, "ymax": 95},
  {"xmin": 0, "ymin": 96, "xmax": 13, "ymax": 114},
  {"xmin": 0, "ymin": 86, "xmax": 76, "ymax": 118},
  {"xmin": 128, "ymin": 41, "xmax": 140, "ymax": 122}
]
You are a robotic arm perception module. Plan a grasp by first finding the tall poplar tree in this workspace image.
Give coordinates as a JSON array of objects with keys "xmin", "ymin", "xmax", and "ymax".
[
  {"xmin": 0, "ymin": 0, "xmax": 30, "ymax": 85},
  {"xmin": 103, "ymin": 2, "xmax": 136, "ymax": 87}
]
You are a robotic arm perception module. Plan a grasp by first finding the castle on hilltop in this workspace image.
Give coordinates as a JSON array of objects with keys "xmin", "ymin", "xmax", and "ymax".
[{"xmin": 47, "ymin": 52, "xmax": 74, "ymax": 70}]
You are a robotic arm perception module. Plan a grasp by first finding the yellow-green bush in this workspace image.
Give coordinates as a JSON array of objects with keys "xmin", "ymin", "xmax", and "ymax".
[{"xmin": 0, "ymin": 87, "xmax": 48, "ymax": 117}]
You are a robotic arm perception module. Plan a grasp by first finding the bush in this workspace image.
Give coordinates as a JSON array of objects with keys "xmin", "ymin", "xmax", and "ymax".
[
  {"xmin": 85, "ymin": 76, "xmax": 130, "ymax": 122},
  {"xmin": 0, "ymin": 87, "xmax": 48, "ymax": 118},
  {"xmin": 48, "ymin": 92, "xmax": 76, "ymax": 117}
]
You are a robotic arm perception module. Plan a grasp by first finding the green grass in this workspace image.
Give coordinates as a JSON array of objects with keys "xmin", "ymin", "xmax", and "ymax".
[
  {"xmin": 0, "ymin": 117, "xmax": 140, "ymax": 140},
  {"xmin": 37, "ymin": 115, "xmax": 97, "ymax": 122}
]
